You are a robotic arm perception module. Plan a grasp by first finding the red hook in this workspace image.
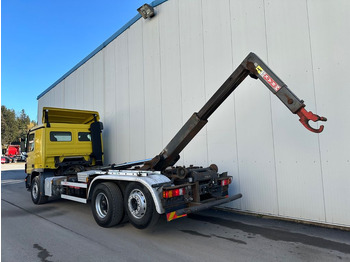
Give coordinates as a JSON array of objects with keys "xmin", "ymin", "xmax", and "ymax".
[{"xmin": 296, "ymin": 107, "xmax": 327, "ymax": 133}]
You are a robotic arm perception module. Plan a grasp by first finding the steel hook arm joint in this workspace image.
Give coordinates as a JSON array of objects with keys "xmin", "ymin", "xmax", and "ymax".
[{"xmin": 296, "ymin": 107, "xmax": 327, "ymax": 133}]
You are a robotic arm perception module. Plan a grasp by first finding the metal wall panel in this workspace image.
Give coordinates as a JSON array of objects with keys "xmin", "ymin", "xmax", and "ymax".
[
  {"xmin": 265, "ymin": 0, "xmax": 326, "ymax": 222},
  {"xmin": 230, "ymin": 0, "xmax": 278, "ymax": 214},
  {"xmin": 37, "ymin": 0, "xmax": 350, "ymax": 227},
  {"xmin": 114, "ymin": 33, "xmax": 130, "ymax": 164},
  {"xmin": 142, "ymin": 14, "xmax": 163, "ymax": 158},
  {"xmin": 158, "ymin": 1, "xmax": 184, "ymax": 165},
  {"xmin": 307, "ymin": 0, "xmax": 350, "ymax": 226},
  {"xmin": 64, "ymin": 71, "xmax": 77, "ymax": 109},
  {"xmin": 201, "ymin": 0, "xmax": 241, "ymax": 209},
  {"xmin": 103, "ymin": 42, "xmax": 117, "ymax": 164},
  {"xmin": 53, "ymin": 82, "xmax": 65, "ymax": 108},
  {"xmin": 178, "ymin": 0, "xmax": 208, "ymax": 167},
  {"xmin": 83, "ymin": 61, "xmax": 94, "ymax": 109},
  {"xmin": 128, "ymin": 21, "xmax": 146, "ymax": 161},
  {"xmin": 92, "ymin": 51, "xmax": 105, "ymax": 121},
  {"xmin": 75, "ymin": 65, "xmax": 84, "ymax": 110}
]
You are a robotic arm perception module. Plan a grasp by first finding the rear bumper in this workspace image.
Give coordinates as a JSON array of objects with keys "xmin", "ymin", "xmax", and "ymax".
[{"xmin": 176, "ymin": 193, "xmax": 242, "ymax": 216}]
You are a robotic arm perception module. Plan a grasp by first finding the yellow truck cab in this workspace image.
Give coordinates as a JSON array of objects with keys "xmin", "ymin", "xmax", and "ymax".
[{"xmin": 25, "ymin": 107, "xmax": 103, "ymax": 200}]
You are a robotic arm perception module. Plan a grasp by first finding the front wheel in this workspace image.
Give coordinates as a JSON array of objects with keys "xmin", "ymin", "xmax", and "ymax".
[
  {"xmin": 91, "ymin": 182, "xmax": 124, "ymax": 227},
  {"xmin": 31, "ymin": 175, "xmax": 48, "ymax": 204},
  {"xmin": 124, "ymin": 183, "xmax": 159, "ymax": 229}
]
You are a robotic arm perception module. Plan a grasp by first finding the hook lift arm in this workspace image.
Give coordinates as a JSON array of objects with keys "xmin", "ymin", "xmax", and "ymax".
[
  {"xmin": 141, "ymin": 52, "xmax": 327, "ymax": 171},
  {"xmin": 244, "ymin": 53, "xmax": 327, "ymax": 133}
]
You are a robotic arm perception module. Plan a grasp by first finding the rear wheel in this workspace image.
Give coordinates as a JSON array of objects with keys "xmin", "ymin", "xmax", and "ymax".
[
  {"xmin": 31, "ymin": 175, "xmax": 48, "ymax": 204},
  {"xmin": 91, "ymin": 182, "xmax": 124, "ymax": 227},
  {"xmin": 124, "ymin": 183, "xmax": 159, "ymax": 229}
]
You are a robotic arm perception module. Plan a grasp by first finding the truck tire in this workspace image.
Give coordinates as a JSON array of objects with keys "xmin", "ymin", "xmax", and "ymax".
[
  {"xmin": 91, "ymin": 182, "xmax": 124, "ymax": 227},
  {"xmin": 31, "ymin": 175, "xmax": 48, "ymax": 204},
  {"xmin": 124, "ymin": 183, "xmax": 159, "ymax": 229}
]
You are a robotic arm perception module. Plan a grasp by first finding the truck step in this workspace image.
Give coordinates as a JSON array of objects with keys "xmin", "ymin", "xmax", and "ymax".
[{"xmin": 61, "ymin": 194, "xmax": 87, "ymax": 204}]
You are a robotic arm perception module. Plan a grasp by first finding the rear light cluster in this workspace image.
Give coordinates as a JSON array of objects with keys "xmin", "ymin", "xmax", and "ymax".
[
  {"xmin": 221, "ymin": 177, "xmax": 232, "ymax": 186},
  {"xmin": 163, "ymin": 187, "xmax": 186, "ymax": 199}
]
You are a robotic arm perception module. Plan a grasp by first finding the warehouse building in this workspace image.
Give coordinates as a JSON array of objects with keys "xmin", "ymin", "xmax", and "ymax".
[{"xmin": 37, "ymin": 0, "xmax": 350, "ymax": 228}]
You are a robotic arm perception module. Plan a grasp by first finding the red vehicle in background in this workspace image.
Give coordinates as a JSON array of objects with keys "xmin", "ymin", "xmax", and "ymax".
[
  {"xmin": 6, "ymin": 145, "xmax": 21, "ymax": 158},
  {"xmin": 2, "ymin": 144, "xmax": 26, "ymax": 163},
  {"xmin": 1, "ymin": 156, "xmax": 13, "ymax": 164}
]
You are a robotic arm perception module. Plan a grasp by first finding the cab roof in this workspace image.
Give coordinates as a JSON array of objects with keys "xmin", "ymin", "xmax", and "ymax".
[{"xmin": 42, "ymin": 107, "xmax": 100, "ymax": 124}]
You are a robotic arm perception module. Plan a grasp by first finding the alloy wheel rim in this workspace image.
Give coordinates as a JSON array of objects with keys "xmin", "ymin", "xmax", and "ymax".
[
  {"xmin": 95, "ymin": 192, "xmax": 109, "ymax": 219},
  {"xmin": 128, "ymin": 189, "xmax": 147, "ymax": 219},
  {"xmin": 32, "ymin": 182, "xmax": 39, "ymax": 199}
]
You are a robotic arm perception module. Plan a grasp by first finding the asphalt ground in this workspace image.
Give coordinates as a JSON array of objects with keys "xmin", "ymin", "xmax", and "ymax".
[{"xmin": 2, "ymin": 163, "xmax": 350, "ymax": 262}]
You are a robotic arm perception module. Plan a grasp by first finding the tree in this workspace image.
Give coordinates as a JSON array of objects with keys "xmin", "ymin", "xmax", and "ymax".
[
  {"xmin": 1, "ymin": 106, "xmax": 34, "ymax": 146},
  {"xmin": 18, "ymin": 109, "xmax": 30, "ymax": 141},
  {"xmin": 1, "ymin": 106, "xmax": 19, "ymax": 145},
  {"xmin": 27, "ymin": 120, "xmax": 37, "ymax": 131}
]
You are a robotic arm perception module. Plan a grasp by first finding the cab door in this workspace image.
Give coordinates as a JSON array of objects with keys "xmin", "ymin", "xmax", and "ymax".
[
  {"xmin": 25, "ymin": 132, "xmax": 36, "ymax": 174},
  {"xmin": 26, "ymin": 129, "xmax": 44, "ymax": 174}
]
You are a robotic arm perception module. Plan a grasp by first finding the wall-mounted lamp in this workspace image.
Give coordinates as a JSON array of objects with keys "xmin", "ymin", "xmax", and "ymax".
[{"xmin": 137, "ymin": 4, "xmax": 155, "ymax": 19}]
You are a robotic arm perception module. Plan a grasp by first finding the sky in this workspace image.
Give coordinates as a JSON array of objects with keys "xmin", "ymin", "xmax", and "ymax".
[{"xmin": 2, "ymin": 0, "xmax": 148, "ymax": 121}]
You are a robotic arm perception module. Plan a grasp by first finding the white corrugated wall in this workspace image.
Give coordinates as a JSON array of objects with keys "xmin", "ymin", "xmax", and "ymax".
[{"xmin": 37, "ymin": 0, "xmax": 350, "ymax": 227}]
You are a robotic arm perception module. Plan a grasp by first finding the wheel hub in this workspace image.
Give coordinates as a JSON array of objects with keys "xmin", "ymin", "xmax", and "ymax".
[
  {"xmin": 95, "ymin": 192, "xmax": 109, "ymax": 219},
  {"xmin": 128, "ymin": 189, "xmax": 147, "ymax": 219},
  {"xmin": 32, "ymin": 183, "xmax": 38, "ymax": 199}
]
